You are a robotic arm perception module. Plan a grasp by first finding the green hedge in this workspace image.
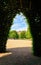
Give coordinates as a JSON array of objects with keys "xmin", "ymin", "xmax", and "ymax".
[
  {"xmin": 8, "ymin": 30, "xmax": 19, "ymax": 39},
  {"xmin": 19, "ymin": 31, "xmax": 26, "ymax": 39},
  {"xmin": 8, "ymin": 28, "xmax": 32, "ymax": 39},
  {"xmin": 25, "ymin": 28, "xmax": 32, "ymax": 39}
]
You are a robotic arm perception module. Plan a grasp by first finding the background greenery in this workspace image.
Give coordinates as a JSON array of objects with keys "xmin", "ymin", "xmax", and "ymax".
[
  {"xmin": 8, "ymin": 30, "xmax": 19, "ymax": 39},
  {"xmin": 8, "ymin": 27, "xmax": 32, "ymax": 39}
]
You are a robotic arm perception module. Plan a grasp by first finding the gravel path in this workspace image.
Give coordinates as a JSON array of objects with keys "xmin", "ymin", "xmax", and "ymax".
[{"xmin": 0, "ymin": 39, "xmax": 41, "ymax": 65}]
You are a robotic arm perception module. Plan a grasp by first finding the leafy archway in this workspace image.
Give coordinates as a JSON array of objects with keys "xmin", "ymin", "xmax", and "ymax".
[{"xmin": 0, "ymin": 0, "xmax": 41, "ymax": 57}]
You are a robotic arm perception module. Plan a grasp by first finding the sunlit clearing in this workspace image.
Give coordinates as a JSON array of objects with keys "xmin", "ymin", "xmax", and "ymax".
[{"xmin": 6, "ymin": 39, "xmax": 32, "ymax": 49}]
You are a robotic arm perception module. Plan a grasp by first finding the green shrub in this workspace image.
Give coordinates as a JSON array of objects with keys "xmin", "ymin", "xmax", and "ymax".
[
  {"xmin": 19, "ymin": 31, "xmax": 26, "ymax": 39},
  {"xmin": 25, "ymin": 28, "xmax": 32, "ymax": 39},
  {"xmin": 8, "ymin": 30, "xmax": 19, "ymax": 39}
]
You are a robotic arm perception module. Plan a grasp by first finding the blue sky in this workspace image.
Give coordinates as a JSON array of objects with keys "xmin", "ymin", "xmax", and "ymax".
[{"xmin": 10, "ymin": 12, "xmax": 28, "ymax": 31}]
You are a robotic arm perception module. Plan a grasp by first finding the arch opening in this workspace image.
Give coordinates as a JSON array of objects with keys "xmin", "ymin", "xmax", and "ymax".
[
  {"xmin": 7, "ymin": 12, "xmax": 33, "ymax": 50},
  {"xmin": 8, "ymin": 12, "xmax": 33, "ymax": 40}
]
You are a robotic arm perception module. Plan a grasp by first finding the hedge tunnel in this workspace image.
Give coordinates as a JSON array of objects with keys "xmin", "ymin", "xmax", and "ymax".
[{"xmin": 0, "ymin": 0, "xmax": 41, "ymax": 57}]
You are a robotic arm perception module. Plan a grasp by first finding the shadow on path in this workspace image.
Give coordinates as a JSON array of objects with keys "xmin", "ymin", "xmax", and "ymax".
[{"xmin": 0, "ymin": 47, "xmax": 41, "ymax": 65}]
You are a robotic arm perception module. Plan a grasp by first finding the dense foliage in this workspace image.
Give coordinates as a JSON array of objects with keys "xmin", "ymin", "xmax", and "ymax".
[
  {"xmin": 8, "ymin": 28, "xmax": 32, "ymax": 39},
  {"xmin": 0, "ymin": 0, "xmax": 41, "ymax": 57},
  {"xmin": 19, "ymin": 31, "xmax": 26, "ymax": 39},
  {"xmin": 8, "ymin": 31, "xmax": 19, "ymax": 39},
  {"xmin": 25, "ymin": 28, "xmax": 32, "ymax": 39}
]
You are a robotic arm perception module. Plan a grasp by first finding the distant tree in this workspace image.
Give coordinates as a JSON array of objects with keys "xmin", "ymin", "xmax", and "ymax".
[
  {"xmin": 19, "ymin": 31, "xmax": 26, "ymax": 39},
  {"xmin": 26, "ymin": 27, "xmax": 32, "ymax": 39},
  {"xmin": 8, "ymin": 30, "xmax": 19, "ymax": 39}
]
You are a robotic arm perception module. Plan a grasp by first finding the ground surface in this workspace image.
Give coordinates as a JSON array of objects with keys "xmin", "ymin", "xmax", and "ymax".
[{"xmin": 0, "ymin": 39, "xmax": 41, "ymax": 65}]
